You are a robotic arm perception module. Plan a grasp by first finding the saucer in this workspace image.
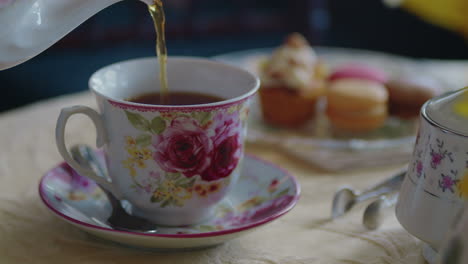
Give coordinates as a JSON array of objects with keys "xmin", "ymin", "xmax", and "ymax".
[{"xmin": 39, "ymin": 154, "xmax": 300, "ymax": 249}]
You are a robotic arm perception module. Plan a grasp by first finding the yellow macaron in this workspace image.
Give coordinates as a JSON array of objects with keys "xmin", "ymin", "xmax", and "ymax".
[{"xmin": 326, "ymin": 79, "xmax": 389, "ymax": 132}]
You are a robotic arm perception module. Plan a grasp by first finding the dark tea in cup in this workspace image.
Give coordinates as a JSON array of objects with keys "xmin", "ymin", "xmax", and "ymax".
[{"xmin": 127, "ymin": 92, "xmax": 224, "ymax": 106}]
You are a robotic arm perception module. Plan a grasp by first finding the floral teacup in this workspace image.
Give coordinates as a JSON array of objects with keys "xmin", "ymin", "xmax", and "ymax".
[{"xmin": 56, "ymin": 57, "xmax": 260, "ymax": 226}]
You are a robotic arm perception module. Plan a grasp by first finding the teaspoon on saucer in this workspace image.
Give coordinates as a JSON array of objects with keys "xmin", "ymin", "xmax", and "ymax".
[
  {"xmin": 331, "ymin": 168, "xmax": 406, "ymax": 219},
  {"xmin": 70, "ymin": 144, "xmax": 158, "ymax": 234}
]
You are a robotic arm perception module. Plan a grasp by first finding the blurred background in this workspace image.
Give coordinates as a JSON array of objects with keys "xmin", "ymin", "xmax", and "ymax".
[{"xmin": 1, "ymin": 0, "xmax": 467, "ymax": 112}]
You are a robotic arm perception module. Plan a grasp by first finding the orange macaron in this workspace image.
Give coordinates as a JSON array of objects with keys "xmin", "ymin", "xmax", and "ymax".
[{"xmin": 326, "ymin": 79, "xmax": 389, "ymax": 133}]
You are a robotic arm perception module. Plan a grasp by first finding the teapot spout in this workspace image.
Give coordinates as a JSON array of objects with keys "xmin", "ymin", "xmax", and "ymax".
[{"xmin": 0, "ymin": 0, "xmax": 132, "ymax": 70}]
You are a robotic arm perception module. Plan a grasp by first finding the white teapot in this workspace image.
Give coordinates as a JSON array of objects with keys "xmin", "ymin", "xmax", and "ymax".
[{"xmin": 0, "ymin": 0, "xmax": 152, "ymax": 70}]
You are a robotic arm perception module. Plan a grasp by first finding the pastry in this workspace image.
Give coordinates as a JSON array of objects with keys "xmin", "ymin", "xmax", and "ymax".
[
  {"xmin": 385, "ymin": 75, "xmax": 443, "ymax": 119},
  {"xmin": 328, "ymin": 63, "xmax": 388, "ymax": 84},
  {"xmin": 258, "ymin": 33, "xmax": 326, "ymax": 128},
  {"xmin": 326, "ymin": 79, "xmax": 389, "ymax": 133}
]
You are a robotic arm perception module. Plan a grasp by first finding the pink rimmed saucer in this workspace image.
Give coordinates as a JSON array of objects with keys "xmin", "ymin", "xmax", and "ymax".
[{"xmin": 39, "ymin": 154, "xmax": 300, "ymax": 250}]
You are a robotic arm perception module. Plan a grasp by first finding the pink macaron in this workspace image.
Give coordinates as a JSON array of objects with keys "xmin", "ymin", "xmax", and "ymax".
[{"xmin": 328, "ymin": 63, "xmax": 388, "ymax": 84}]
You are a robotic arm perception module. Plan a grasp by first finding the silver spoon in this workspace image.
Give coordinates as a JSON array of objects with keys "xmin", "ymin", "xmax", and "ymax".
[
  {"xmin": 362, "ymin": 192, "xmax": 399, "ymax": 230},
  {"xmin": 331, "ymin": 168, "xmax": 406, "ymax": 219},
  {"xmin": 70, "ymin": 144, "xmax": 158, "ymax": 233}
]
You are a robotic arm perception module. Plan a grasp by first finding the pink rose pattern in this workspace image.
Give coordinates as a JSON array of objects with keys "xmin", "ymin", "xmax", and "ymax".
[
  {"xmin": 416, "ymin": 160, "xmax": 423, "ymax": 178},
  {"xmin": 62, "ymin": 163, "xmax": 96, "ymax": 193},
  {"xmin": 439, "ymin": 171, "xmax": 459, "ymax": 193},
  {"xmin": 410, "ymin": 134, "xmax": 468, "ymax": 198},
  {"xmin": 152, "ymin": 116, "xmax": 213, "ymax": 178},
  {"xmin": 121, "ymin": 103, "xmax": 249, "ymax": 206},
  {"xmin": 124, "ymin": 103, "xmax": 246, "ymax": 185},
  {"xmin": 200, "ymin": 112, "xmax": 242, "ymax": 181},
  {"xmin": 430, "ymin": 138, "xmax": 453, "ymax": 169},
  {"xmin": 152, "ymin": 112, "xmax": 242, "ymax": 182},
  {"xmin": 49, "ymin": 163, "xmax": 103, "ymax": 202}
]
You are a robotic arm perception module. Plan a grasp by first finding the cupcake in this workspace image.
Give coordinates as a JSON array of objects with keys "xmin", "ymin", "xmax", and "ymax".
[
  {"xmin": 258, "ymin": 33, "xmax": 326, "ymax": 128},
  {"xmin": 326, "ymin": 79, "xmax": 389, "ymax": 133}
]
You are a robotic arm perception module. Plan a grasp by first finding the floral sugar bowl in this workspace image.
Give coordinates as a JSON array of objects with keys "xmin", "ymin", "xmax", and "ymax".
[{"xmin": 395, "ymin": 87, "xmax": 468, "ymax": 264}]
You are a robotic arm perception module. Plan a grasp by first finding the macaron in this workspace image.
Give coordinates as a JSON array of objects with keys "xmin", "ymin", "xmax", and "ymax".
[
  {"xmin": 328, "ymin": 63, "xmax": 388, "ymax": 84},
  {"xmin": 385, "ymin": 75, "xmax": 443, "ymax": 119},
  {"xmin": 326, "ymin": 79, "xmax": 389, "ymax": 132}
]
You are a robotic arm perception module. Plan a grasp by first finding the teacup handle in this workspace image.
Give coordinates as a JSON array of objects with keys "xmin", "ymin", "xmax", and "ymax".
[{"xmin": 55, "ymin": 106, "xmax": 122, "ymax": 199}]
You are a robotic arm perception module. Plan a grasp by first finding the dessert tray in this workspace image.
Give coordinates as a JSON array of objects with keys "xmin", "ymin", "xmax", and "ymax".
[{"xmin": 213, "ymin": 47, "xmax": 444, "ymax": 171}]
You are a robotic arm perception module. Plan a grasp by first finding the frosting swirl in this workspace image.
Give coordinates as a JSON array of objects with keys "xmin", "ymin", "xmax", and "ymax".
[{"xmin": 261, "ymin": 33, "xmax": 318, "ymax": 91}]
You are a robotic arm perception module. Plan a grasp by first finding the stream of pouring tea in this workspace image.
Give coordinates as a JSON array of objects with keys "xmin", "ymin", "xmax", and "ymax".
[{"xmin": 148, "ymin": 0, "xmax": 169, "ymax": 105}]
